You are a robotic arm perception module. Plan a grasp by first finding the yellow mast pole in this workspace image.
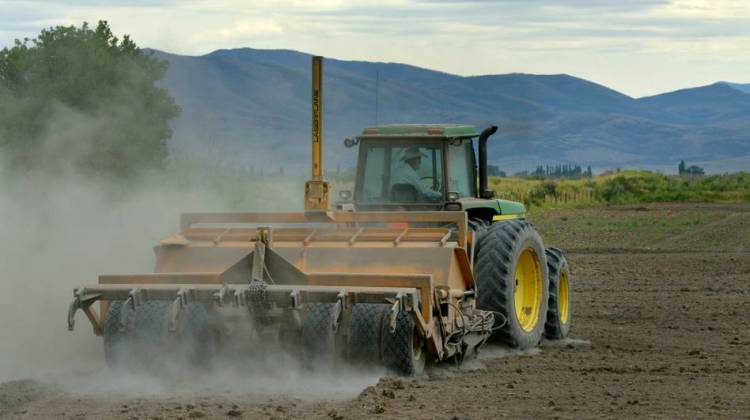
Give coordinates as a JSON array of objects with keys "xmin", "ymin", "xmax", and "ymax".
[
  {"xmin": 304, "ymin": 56, "xmax": 330, "ymax": 211},
  {"xmin": 311, "ymin": 56, "xmax": 323, "ymax": 180}
]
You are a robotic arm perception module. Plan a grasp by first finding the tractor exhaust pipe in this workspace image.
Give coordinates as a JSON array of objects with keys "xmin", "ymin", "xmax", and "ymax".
[{"xmin": 478, "ymin": 125, "xmax": 498, "ymax": 199}]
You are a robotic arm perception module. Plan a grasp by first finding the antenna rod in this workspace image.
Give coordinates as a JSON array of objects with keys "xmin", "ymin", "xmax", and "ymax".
[{"xmin": 375, "ymin": 68, "xmax": 379, "ymax": 125}]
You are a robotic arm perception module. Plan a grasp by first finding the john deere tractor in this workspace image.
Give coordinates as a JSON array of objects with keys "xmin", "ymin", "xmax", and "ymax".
[
  {"xmin": 338, "ymin": 123, "xmax": 572, "ymax": 349},
  {"xmin": 68, "ymin": 57, "xmax": 571, "ymax": 376}
]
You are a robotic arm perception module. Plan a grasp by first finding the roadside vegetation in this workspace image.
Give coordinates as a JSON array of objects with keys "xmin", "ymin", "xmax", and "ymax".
[{"xmin": 490, "ymin": 170, "xmax": 750, "ymax": 210}]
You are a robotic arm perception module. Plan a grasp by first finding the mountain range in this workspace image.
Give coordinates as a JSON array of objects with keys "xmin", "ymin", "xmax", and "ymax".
[{"xmin": 153, "ymin": 48, "xmax": 750, "ymax": 174}]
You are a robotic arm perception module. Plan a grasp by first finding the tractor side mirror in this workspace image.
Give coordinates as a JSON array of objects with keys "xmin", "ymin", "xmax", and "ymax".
[
  {"xmin": 339, "ymin": 190, "xmax": 353, "ymax": 200},
  {"xmin": 344, "ymin": 138, "xmax": 359, "ymax": 148}
]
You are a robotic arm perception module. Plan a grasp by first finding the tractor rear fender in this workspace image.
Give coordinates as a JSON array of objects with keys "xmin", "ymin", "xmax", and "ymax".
[{"xmin": 460, "ymin": 199, "xmax": 526, "ymax": 224}]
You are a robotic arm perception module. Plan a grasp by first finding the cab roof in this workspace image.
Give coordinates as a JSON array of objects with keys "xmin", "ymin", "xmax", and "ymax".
[{"xmin": 358, "ymin": 124, "xmax": 479, "ymax": 139}]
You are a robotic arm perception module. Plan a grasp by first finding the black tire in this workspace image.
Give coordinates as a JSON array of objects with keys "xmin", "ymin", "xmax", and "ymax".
[
  {"xmin": 171, "ymin": 302, "xmax": 218, "ymax": 366},
  {"xmin": 381, "ymin": 311, "xmax": 425, "ymax": 376},
  {"xmin": 348, "ymin": 303, "xmax": 389, "ymax": 364},
  {"xmin": 475, "ymin": 220, "xmax": 549, "ymax": 349},
  {"xmin": 132, "ymin": 301, "xmax": 202, "ymax": 369},
  {"xmin": 545, "ymin": 247, "xmax": 572, "ymax": 339},
  {"xmin": 102, "ymin": 300, "xmax": 215, "ymax": 370},
  {"xmin": 102, "ymin": 301, "xmax": 127, "ymax": 368},
  {"xmin": 301, "ymin": 303, "xmax": 336, "ymax": 365},
  {"xmin": 102, "ymin": 300, "xmax": 168, "ymax": 369}
]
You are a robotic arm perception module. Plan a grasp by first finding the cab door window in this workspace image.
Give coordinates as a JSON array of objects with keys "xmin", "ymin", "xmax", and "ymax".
[{"xmin": 447, "ymin": 141, "xmax": 475, "ymax": 198}]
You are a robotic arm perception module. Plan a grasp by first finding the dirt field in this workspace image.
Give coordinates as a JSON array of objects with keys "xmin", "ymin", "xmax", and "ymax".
[{"xmin": 2, "ymin": 202, "xmax": 749, "ymax": 419}]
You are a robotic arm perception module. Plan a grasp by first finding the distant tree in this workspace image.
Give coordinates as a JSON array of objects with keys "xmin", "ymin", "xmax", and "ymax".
[
  {"xmin": 684, "ymin": 165, "xmax": 705, "ymax": 176},
  {"xmin": 487, "ymin": 164, "xmax": 506, "ymax": 177},
  {"xmin": 678, "ymin": 160, "xmax": 686, "ymax": 175},
  {"xmin": 0, "ymin": 21, "xmax": 180, "ymax": 177},
  {"xmin": 529, "ymin": 163, "xmax": 589, "ymax": 179},
  {"xmin": 585, "ymin": 165, "xmax": 593, "ymax": 177}
]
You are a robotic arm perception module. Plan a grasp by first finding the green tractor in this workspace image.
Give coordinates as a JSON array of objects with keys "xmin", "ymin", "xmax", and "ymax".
[
  {"xmin": 67, "ymin": 58, "xmax": 572, "ymax": 376},
  {"xmin": 339, "ymin": 124, "xmax": 572, "ymax": 348}
]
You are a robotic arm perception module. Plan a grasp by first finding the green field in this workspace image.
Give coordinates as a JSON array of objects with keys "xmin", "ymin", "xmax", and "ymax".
[{"xmin": 529, "ymin": 202, "xmax": 750, "ymax": 252}]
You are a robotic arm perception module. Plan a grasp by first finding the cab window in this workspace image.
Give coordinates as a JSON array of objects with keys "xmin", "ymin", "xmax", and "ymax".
[
  {"xmin": 447, "ymin": 141, "xmax": 475, "ymax": 198},
  {"xmin": 359, "ymin": 145, "xmax": 386, "ymax": 202}
]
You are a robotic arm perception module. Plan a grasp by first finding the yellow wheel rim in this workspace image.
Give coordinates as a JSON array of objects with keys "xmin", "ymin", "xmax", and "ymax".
[
  {"xmin": 514, "ymin": 248, "xmax": 543, "ymax": 332},
  {"xmin": 559, "ymin": 270, "xmax": 570, "ymax": 324}
]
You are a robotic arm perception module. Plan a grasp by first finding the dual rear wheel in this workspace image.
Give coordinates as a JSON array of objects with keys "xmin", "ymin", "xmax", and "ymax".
[
  {"xmin": 475, "ymin": 220, "xmax": 572, "ymax": 349},
  {"xmin": 545, "ymin": 247, "xmax": 572, "ymax": 339}
]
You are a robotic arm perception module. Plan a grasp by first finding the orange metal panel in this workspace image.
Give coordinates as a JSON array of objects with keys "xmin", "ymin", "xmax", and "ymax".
[{"xmin": 179, "ymin": 211, "xmax": 467, "ymax": 248}]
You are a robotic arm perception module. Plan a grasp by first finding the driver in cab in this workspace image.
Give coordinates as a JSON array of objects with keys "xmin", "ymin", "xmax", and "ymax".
[{"xmin": 391, "ymin": 147, "xmax": 442, "ymax": 201}]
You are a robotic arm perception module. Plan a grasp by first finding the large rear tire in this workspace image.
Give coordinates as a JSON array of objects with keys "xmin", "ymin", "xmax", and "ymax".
[
  {"xmin": 544, "ymin": 247, "xmax": 572, "ymax": 339},
  {"xmin": 475, "ymin": 220, "xmax": 549, "ymax": 349}
]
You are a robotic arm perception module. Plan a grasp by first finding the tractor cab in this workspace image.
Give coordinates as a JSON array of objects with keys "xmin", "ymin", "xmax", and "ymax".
[{"xmin": 343, "ymin": 124, "xmax": 526, "ymax": 223}]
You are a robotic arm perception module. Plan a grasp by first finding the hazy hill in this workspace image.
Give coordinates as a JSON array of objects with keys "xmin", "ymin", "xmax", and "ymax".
[
  {"xmin": 723, "ymin": 82, "xmax": 750, "ymax": 95},
  {"xmin": 639, "ymin": 83, "xmax": 750, "ymax": 127},
  {"xmin": 153, "ymin": 48, "xmax": 750, "ymax": 174}
]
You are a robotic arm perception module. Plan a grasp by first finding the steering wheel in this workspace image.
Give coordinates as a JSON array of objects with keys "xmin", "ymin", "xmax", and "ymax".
[{"xmin": 420, "ymin": 176, "xmax": 441, "ymax": 191}]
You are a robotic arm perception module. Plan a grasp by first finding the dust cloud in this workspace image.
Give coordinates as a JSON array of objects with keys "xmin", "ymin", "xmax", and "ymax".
[
  {"xmin": 57, "ymin": 347, "xmax": 383, "ymax": 400},
  {"xmin": 0, "ymin": 154, "xmax": 379, "ymax": 400},
  {"xmin": 0, "ymin": 168, "xmax": 215, "ymax": 379}
]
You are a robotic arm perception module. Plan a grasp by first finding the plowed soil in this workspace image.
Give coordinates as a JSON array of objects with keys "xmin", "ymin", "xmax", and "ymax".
[{"xmin": 2, "ymin": 202, "xmax": 749, "ymax": 419}]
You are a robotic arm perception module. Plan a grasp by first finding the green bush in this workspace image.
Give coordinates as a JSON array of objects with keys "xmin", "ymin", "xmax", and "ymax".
[
  {"xmin": 0, "ymin": 21, "xmax": 180, "ymax": 177},
  {"xmin": 594, "ymin": 171, "xmax": 750, "ymax": 204},
  {"xmin": 525, "ymin": 180, "xmax": 558, "ymax": 207}
]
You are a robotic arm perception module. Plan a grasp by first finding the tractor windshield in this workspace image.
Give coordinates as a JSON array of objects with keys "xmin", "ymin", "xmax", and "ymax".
[{"xmin": 357, "ymin": 142, "xmax": 444, "ymax": 203}]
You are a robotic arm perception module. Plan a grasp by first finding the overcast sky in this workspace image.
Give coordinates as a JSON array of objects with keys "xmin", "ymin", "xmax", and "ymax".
[{"xmin": 1, "ymin": 0, "xmax": 748, "ymax": 97}]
